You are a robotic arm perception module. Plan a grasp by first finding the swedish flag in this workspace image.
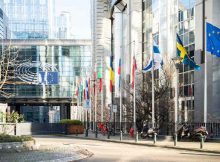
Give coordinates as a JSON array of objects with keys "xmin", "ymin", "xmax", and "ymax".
[{"xmin": 176, "ymin": 34, "xmax": 200, "ymax": 71}]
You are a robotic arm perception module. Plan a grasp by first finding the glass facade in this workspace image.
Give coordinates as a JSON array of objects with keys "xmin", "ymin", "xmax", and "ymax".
[
  {"xmin": 142, "ymin": 0, "xmax": 196, "ymax": 122},
  {"xmin": 3, "ymin": 0, "xmax": 53, "ymax": 39},
  {"xmin": 1, "ymin": 42, "xmax": 91, "ymax": 99},
  {"xmin": 177, "ymin": 0, "xmax": 196, "ymax": 122},
  {"xmin": 0, "ymin": 8, "xmax": 3, "ymax": 39}
]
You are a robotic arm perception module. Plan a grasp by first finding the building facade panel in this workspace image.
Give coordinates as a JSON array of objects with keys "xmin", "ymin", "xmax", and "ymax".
[
  {"xmin": 3, "ymin": 0, "xmax": 55, "ymax": 39},
  {"xmin": 0, "ymin": 39, "xmax": 91, "ymax": 122},
  {"xmin": 195, "ymin": 0, "xmax": 220, "ymax": 122}
]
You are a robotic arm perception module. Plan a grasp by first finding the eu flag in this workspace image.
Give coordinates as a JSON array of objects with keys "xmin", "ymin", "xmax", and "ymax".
[
  {"xmin": 38, "ymin": 71, "xmax": 59, "ymax": 85},
  {"xmin": 47, "ymin": 72, "xmax": 59, "ymax": 84},
  {"xmin": 206, "ymin": 22, "xmax": 220, "ymax": 57}
]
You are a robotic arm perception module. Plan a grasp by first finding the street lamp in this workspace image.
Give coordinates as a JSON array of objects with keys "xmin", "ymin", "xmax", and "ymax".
[{"xmin": 90, "ymin": 77, "xmax": 98, "ymax": 137}]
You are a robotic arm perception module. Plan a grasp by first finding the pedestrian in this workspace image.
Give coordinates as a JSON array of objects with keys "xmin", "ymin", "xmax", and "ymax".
[{"xmin": 130, "ymin": 127, "xmax": 134, "ymax": 138}]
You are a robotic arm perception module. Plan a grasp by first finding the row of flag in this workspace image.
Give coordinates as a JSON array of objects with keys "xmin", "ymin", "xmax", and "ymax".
[
  {"xmin": 75, "ymin": 21, "xmax": 219, "ymax": 102},
  {"xmin": 75, "ymin": 77, "xmax": 90, "ymax": 108},
  {"xmin": 119, "ymin": 22, "xmax": 220, "ymax": 89}
]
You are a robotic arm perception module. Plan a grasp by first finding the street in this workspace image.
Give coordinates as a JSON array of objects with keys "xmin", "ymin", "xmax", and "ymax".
[{"xmin": 34, "ymin": 135, "xmax": 220, "ymax": 162}]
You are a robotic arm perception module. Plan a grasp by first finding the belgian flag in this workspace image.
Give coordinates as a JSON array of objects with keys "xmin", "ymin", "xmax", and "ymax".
[{"xmin": 110, "ymin": 56, "xmax": 114, "ymax": 92}]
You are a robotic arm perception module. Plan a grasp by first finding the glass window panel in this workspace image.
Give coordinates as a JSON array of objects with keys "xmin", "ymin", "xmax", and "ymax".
[
  {"xmin": 184, "ymin": 85, "xmax": 189, "ymax": 96},
  {"xmin": 189, "ymin": 31, "xmax": 194, "ymax": 44},
  {"xmin": 179, "ymin": 86, "xmax": 184, "ymax": 97},
  {"xmin": 191, "ymin": 8, "xmax": 194, "ymax": 17},
  {"xmin": 188, "ymin": 110, "xmax": 194, "ymax": 122},
  {"xmin": 179, "ymin": 11, "xmax": 183, "ymax": 22},
  {"xmin": 179, "ymin": 64, "xmax": 184, "ymax": 73},
  {"xmin": 181, "ymin": 101, "xmax": 185, "ymax": 111},
  {"xmin": 179, "ymin": 22, "xmax": 184, "ymax": 34},
  {"xmin": 179, "ymin": 74, "xmax": 184, "ymax": 86},
  {"xmin": 184, "ymin": 63, "xmax": 190, "ymax": 72},
  {"xmin": 184, "ymin": 72, "xmax": 189, "ymax": 84},
  {"xmin": 183, "ymin": 10, "xmax": 188, "ymax": 21},
  {"xmin": 183, "ymin": 33, "xmax": 189, "ymax": 46},
  {"xmin": 184, "ymin": 21, "xmax": 189, "ymax": 33}
]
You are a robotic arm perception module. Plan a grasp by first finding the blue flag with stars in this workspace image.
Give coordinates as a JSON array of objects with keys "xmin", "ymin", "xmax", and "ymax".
[
  {"xmin": 206, "ymin": 22, "xmax": 220, "ymax": 57},
  {"xmin": 38, "ymin": 71, "xmax": 59, "ymax": 85}
]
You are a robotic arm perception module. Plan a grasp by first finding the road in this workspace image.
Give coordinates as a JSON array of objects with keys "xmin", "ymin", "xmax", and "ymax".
[{"xmin": 34, "ymin": 135, "xmax": 220, "ymax": 162}]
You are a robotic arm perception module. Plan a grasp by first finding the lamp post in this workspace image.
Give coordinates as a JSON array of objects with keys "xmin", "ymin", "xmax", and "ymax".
[{"xmin": 90, "ymin": 77, "xmax": 97, "ymax": 136}]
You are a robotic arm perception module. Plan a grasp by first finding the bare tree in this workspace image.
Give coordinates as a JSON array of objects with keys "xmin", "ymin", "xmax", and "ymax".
[
  {"xmin": 121, "ymin": 60, "xmax": 175, "ymax": 132},
  {"xmin": 0, "ymin": 44, "xmax": 23, "ymax": 98}
]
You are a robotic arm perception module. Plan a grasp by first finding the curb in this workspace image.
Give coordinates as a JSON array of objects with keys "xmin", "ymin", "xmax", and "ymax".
[{"xmin": 57, "ymin": 135, "xmax": 220, "ymax": 155}]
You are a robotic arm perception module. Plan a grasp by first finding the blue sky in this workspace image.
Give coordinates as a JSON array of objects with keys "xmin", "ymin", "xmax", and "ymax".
[{"xmin": 55, "ymin": 0, "xmax": 91, "ymax": 39}]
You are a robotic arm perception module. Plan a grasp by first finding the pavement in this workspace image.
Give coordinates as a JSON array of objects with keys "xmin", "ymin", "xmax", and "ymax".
[
  {"xmin": 62, "ymin": 131, "xmax": 220, "ymax": 154},
  {"xmin": 0, "ymin": 141, "xmax": 93, "ymax": 162}
]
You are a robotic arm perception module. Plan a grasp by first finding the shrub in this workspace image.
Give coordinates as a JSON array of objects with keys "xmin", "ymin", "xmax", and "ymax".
[
  {"xmin": 59, "ymin": 119, "xmax": 83, "ymax": 125},
  {"xmin": 0, "ymin": 133, "xmax": 33, "ymax": 143}
]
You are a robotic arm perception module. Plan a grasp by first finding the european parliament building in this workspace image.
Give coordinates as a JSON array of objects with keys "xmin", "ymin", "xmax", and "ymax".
[
  {"xmin": 106, "ymin": 0, "xmax": 220, "ymax": 126},
  {"xmin": 0, "ymin": 39, "xmax": 91, "ymax": 123}
]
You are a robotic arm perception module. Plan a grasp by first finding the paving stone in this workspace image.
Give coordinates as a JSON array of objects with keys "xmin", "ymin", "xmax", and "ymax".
[{"xmin": 0, "ymin": 144, "xmax": 89, "ymax": 162}]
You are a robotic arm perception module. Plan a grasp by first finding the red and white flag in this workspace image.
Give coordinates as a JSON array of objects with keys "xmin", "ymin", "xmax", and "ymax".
[{"xmin": 131, "ymin": 56, "xmax": 137, "ymax": 89}]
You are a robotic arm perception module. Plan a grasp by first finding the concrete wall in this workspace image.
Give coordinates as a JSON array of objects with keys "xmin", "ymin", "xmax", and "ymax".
[
  {"xmin": 0, "ymin": 104, "xmax": 8, "ymax": 123},
  {"xmin": 91, "ymin": 0, "xmax": 111, "ymax": 121},
  {"xmin": 0, "ymin": 124, "xmax": 15, "ymax": 135}
]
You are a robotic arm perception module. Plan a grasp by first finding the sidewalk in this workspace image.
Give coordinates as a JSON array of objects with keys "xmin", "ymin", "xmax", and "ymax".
[{"xmin": 64, "ymin": 131, "xmax": 220, "ymax": 154}]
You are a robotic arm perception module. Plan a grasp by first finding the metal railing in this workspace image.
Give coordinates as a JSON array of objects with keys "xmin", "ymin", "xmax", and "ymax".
[{"xmin": 0, "ymin": 122, "xmax": 219, "ymax": 138}]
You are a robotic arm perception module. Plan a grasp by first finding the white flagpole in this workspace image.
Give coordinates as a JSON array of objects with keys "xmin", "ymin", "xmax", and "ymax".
[
  {"xmin": 152, "ymin": 40, "xmax": 155, "ymax": 129},
  {"xmin": 203, "ymin": 0, "xmax": 207, "ymax": 126},
  {"xmin": 77, "ymin": 94, "xmax": 79, "ymax": 120},
  {"xmin": 120, "ymin": 47, "xmax": 122, "ymax": 133},
  {"xmin": 133, "ymin": 41, "xmax": 136, "ymax": 142},
  {"xmin": 101, "ymin": 57, "xmax": 104, "ymax": 122},
  {"xmin": 89, "ymin": 78, "xmax": 92, "ymax": 129},
  {"xmin": 95, "ymin": 79, "xmax": 97, "ymax": 129}
]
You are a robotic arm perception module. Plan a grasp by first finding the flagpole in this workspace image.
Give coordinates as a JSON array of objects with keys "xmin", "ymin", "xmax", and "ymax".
[
  {"xmin": 93, "ymin": 83, "xmax": 95, "ymax": 131},
  {"xmin": 77, "ymin": 94, "xmax": 79, "ymax": 120},
  {"xmin": 203, "ymin": 0, "xmax": 207, "ymax": 126},
  {"xmin": 101, "ymin": 57, "xmax": 104, "ymax": 122},
  {"xmin": 89, "ymin": 78, "xmax": 92, "ymax": 130},
  {"xmin": 120, "ymin": 46, "xmax": 122, "ymax": 136},
  {"xmin": 133, "ymin": 41, "xmax": 137, "ymax": 142},
  {"xmin": 95, "ymin": 77, "xmax": 97, "ymax": 133},
  {"xmin": 152, "ymin": 39, "xmax": 155, "ymax": 129}
]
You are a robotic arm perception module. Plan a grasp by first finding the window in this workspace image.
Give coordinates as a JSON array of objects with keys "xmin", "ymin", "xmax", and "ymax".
[{"xmin": 40, "ymin": 0, "xmax": 46, "ymax": 5}]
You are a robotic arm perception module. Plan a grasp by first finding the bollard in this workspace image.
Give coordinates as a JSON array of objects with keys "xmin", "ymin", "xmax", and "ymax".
[
  {"xmin": 85, "ymin": 128, "xmax": 88, "ymax": 137},
  {"xmin": 95, "ymin": 126, "xmax": 98, "ymax": 138},
  {"xmin": 200, "ymin": 134, "xmax": 204, "ymax": 149},
  {"xmin": 174, "ymin": 133, "xmax": 177, "ymax": 146},
  {"xmin": 120, "ymin": 131, "xmax": 123, "ymax": 141},
  {"xmin": 135, "ymin": 132, "xmax": 139, "ymax": 142},
  {"xmin": 153, "ymin": 133, "xmax": 157, "ymax": 144},
  {"xmin": 107, "ymin": 130, "xmax": 110, "ymax": 139}
]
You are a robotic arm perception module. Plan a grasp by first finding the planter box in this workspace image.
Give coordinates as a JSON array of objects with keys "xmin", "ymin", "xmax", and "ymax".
[{"xmin": 66, "ymin": 125, "xmax": 84, "ymax": 134}]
